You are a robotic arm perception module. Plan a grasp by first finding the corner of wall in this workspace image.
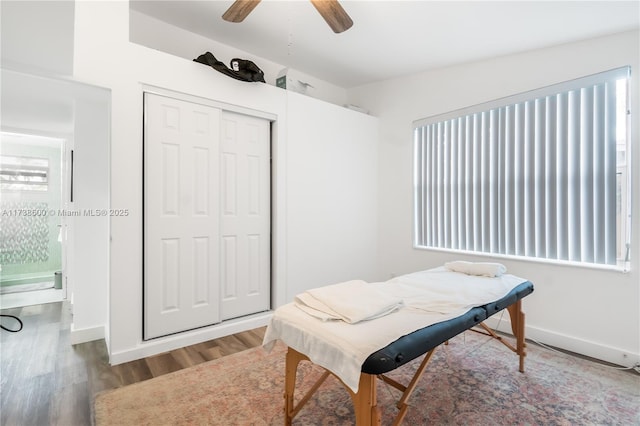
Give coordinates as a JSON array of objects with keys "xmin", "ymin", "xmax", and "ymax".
[{"xmin": 70, "ymin": 323, "xmax": 105, "ymax": 345}]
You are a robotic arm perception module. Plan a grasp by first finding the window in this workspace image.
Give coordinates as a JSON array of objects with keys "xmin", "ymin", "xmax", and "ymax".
[
  {"xmin": 0, "ymin": 155, "xmax": 49, "ymax": 191},
  {"xmin": 413, "ymin": 67, "xmax": 631, "ymax": 270}
]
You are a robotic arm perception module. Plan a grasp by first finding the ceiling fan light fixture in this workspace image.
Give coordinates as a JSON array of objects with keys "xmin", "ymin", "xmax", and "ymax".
[
  {"xmin": 222, "ymin": 0, "xmax": 261, "ymax": 23},
  {"xmin": 222, "ymin": 0, "xmax": 353, "ymax": 33},
  {"xmin": 309, "ymin": 0, "xmax": 353, "ymax": 33}
]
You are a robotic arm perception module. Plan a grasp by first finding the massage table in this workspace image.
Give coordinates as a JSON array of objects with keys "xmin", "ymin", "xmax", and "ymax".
[{"xmin": 263, "ymin": 266, "xmax": 534, "ymax": 425}]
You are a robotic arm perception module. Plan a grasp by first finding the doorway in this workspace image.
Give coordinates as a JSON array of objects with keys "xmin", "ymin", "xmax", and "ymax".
[
  {"xmin": 0, "ymin": 131, "xmax": 66, "ymax": 309},
  {"xmin": 0, "ymin": 68, "xmax": 111, "ymax": 329}
]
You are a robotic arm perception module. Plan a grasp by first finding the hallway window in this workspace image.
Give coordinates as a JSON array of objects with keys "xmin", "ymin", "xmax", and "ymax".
[{"xmin": 0, "ymin": 155, "xmax": 49, "ymax": 191}]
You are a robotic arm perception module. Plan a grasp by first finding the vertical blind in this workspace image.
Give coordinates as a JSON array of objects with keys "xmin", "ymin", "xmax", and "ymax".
[{"xmin": 414, "ymin": 67, "xmax": 630, "ymax": 267}]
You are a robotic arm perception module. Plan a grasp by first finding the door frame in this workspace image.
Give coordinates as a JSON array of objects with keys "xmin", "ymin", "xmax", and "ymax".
[
  {"xmin": 141, "ymin": 85, "xmax": 277, "ymax": 123},
  {"xmin": 141, "ymin": 85, "xmax": 276, "ymax": 339}
]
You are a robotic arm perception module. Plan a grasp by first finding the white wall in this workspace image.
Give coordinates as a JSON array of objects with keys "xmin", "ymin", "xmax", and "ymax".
[
  {"xmin": 0, "ymin": 0, "xmax": 75, "ymax": 76},
  {"xmin": 0, "ymin": 69, "xmax": 75, "ymax": 135},
  {"xmin": 73, "ymin": 1, "xmax": 378, "ymax": 364},
  {"xmin": 347, "ymin": 30, "xmax": 640, "ymax": 367},
  {"xmin": 69, "ymin": 97, "xmax": 110, "ymax": 344},
  {"xmin": 286, "ymin": 91, "xmax": 379, "ymax": 297}
]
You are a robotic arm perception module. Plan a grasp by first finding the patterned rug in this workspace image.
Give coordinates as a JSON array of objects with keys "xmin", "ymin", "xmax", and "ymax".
[{"xmin": 94, "ymin": 332, "xmax": 640, "ymax": 425}]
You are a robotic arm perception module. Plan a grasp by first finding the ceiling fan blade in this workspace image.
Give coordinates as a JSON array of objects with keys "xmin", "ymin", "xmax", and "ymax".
[
  {"xmin": 309, "ymin": 0, "xmax": 353, "ymax": 33},
  {"xmin": 222, "ymin": 0, "xmax": 261, "ymax": 23}
]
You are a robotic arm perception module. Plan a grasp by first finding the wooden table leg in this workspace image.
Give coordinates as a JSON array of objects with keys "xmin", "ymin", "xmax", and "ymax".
[
  {"xmin": 349, "ymin": 373, "xmax": 381, "ymax": 426},
  {"xmin": 507, "ymin": 300, "xmax": 526, "ymax": 372},
  {"xmin": 284, "ymin": 348, "xmax": 306, "ymax": 425},
  {"xmin": 284, "ymin": 347, "xmax": 380, "ymax": 425}
]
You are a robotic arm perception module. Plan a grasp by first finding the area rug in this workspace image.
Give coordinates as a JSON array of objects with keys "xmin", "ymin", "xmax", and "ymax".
[{"xmin": 94, "ymin": 332, "xmax": 640, "ymax": 425}]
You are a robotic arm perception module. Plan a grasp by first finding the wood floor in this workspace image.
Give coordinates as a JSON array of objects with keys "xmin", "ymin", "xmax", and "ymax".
[{"xmin": 0, "ymin": 301, "xmax": 266, "ymax": 426}]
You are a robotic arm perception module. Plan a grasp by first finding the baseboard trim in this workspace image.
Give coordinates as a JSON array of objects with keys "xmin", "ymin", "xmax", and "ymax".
[
  {"xmin": 483, "ymin": 316, "xmax": 640, "ymax": 368},
  {"xmin": 70, "ymin": 324, "xmax": 105, "ymax": 345},
  {"xmin": 108, "ymin": 311, "xmax": 272, "ymax": 365}
]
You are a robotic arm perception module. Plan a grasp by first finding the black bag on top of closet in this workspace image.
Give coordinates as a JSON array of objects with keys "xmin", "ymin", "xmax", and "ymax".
[{"xmin": 194, "ymin": 52, "xmax": 265, "ymax": 83}]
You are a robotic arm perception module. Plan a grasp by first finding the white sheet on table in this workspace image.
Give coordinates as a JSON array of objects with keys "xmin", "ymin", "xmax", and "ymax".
[
  {"xmin": 263, "ymin": 267, "xmax": 527, "ymax": 393},
  {"xmin": 294, "ymin": 280, "xmax": 403, "ymax": 324}
]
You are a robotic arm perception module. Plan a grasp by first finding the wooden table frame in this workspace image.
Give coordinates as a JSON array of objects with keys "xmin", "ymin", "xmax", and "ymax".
[{"xmin": 283, "ymin": 299, "xmax": 527, "ymax": 425}]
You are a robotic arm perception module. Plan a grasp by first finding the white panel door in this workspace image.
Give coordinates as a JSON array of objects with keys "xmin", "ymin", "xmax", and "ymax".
[
  {"xmin": 220, "ymin": 111, "xmax": 271, "ymax": 320},
  {"xmin": 144, "ymin": 93, "xmax": 221, "ymax": 339}
]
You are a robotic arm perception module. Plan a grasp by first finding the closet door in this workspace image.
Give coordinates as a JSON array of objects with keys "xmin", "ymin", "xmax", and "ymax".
[
  {"xmin": 220, "ymin": 111, "xmax": 271, "ymax": 320},
  {"xmin": 144, "ymin": 93, "xmax": 221, "ymax": 339}
]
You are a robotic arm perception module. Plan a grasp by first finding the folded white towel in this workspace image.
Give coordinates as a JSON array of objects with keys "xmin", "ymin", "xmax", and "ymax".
[
  {"xmin": 444, "ymin": 261, "xmax": 507, "ymax": 277},
  {"xmin": 294, "ymin": 280, "xmax": 403, "ymax": 324}
]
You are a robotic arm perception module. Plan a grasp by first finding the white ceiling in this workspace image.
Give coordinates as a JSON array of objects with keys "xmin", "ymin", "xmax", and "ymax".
[{"xmin": 134, "ymin": 1, "xmax": 638, "ymax": 88}]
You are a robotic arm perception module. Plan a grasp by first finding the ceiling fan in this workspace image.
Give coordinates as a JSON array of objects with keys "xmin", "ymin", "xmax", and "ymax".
[{"xmin": 222, "ymin": 0, "xmax": 354, "ymax": 33}]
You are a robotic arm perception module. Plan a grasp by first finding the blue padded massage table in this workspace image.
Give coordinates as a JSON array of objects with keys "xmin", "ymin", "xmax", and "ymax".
[{"xmin": 266, "ymin": 271, "xmax": 534, "ymax": 425}]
